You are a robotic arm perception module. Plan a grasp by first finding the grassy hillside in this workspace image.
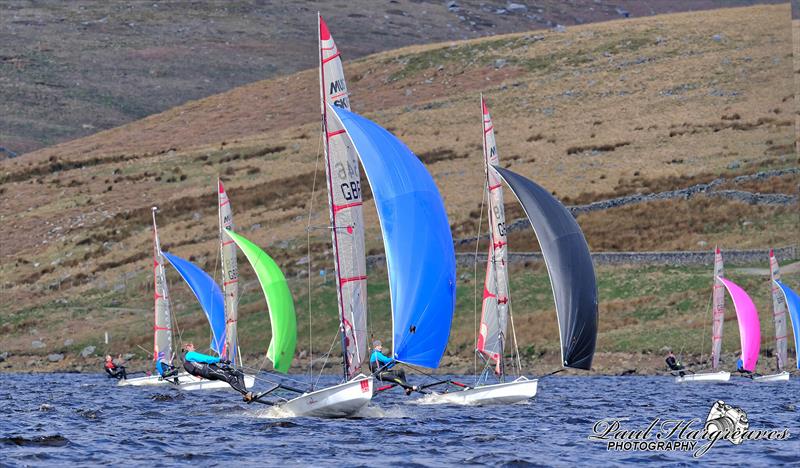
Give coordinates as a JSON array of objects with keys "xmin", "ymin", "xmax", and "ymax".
[{"xmin": 0, "ymin": 4, "xmax": 797, "ymax": 373}]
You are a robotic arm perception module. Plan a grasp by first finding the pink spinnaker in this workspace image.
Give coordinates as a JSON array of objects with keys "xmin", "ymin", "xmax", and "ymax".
[{"xmin": 718, "ymin": 277, "xmax": 761, "ymax": 372}]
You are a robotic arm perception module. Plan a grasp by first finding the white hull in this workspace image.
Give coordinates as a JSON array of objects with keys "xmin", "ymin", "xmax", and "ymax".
[
  {"xmin": 277, "ymin": 375, "xmax": 373, "ymax": 418},
  {"xmin": 427, "ymin": 377, "xmax": 538, "ymax": 405},
  {"xmin": 753, "ymin": 371, "xmax": 790, "ymax": 382},
  {"xmin": 117, "ymin": 372, "xmax": 255, "ymax": 391},
  {"xmin": 675, "ymin": 371, "xmax": 730, "ymax": 383}
]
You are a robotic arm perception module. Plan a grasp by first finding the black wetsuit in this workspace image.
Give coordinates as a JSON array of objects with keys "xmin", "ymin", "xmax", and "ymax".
[
  {"xmin": 370, "ymin": 356, "xmax": 412, "ymax": 391},
  {"xmin": 105, "ymin": 362, "xmax": 127, "ymax": 380},
  {"xmin": 666, "ymin": 355, "xmax": 685, "ymax": 377},
  {"xmin": 182, "ymin": 352, "xmax": 248, "ymax": 394}
]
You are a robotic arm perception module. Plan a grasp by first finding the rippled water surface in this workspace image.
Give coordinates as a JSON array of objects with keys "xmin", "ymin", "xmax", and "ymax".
[{"xmin": 1, "ymin": 373, "xmax": 798, "ymax": 466}]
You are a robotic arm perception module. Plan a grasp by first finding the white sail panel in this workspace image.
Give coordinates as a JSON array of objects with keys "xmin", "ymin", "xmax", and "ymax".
[
  {"xmin": 319, "ymin": 14, "xmax": 368, "ymax": 378},
  {"xmin": 476, "ymin": 97, "xmax": 510, "ymax": 369},
  {"xmin": 152, "ymin": 209, "xmax": 172, "ymax": 363},
  {"xmin": 710, "ymin": 247, "xmax": 725, "ymax": 370},
  {"xmin": 769, "ymin": 249, "xmax": 788, "ymax": 371},
  {"xmin": 218, "ymin": 180, "xmax": 239, "ymax": 363}
]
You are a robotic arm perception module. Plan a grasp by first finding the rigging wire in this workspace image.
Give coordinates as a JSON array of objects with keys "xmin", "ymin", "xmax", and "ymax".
[
  {"xmin": 306, "ymin": 132, "xmax": 323, "ymax": 383},
  {"xmin": 507, "ymin": 299, "xmax": 523, "ymax": 377},
  {"xmin": 472, "ymin": 182, "xmax": 487, "ymax": 385},
  {"xmin": 313, "ymin": 330, "xmax": 341, "ymax": 391}
]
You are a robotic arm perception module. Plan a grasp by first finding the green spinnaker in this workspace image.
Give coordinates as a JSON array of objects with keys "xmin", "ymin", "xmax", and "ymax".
[{"xmin": 226, "ymin": 229, "xmax": 296, "ymax": 373}]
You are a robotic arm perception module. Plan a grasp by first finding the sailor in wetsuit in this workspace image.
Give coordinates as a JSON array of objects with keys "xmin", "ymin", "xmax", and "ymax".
[
  {"xmin": 104, "ymin": 354, "xmax": 127, "ymax": 380},
  {"xmin": 155, "ymin": 351, "xmax": 180, "ymax": 383},
  {"xmin": 370, "ymin": 340, "xmax": 418, "ymax": 395},
  {"xmin": 182, "ymin": 342, "xmax": 254, "ymax": 401},
  {"xmin": 736, "ymin": 357, "xmax": 752, "ymax": 375},
  {"xmin": 665, "ymin": 350, "xmax": 685, "ymax": 377}
]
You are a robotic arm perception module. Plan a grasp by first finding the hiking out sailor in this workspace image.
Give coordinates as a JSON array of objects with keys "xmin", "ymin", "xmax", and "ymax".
[
  {"xmin": 104, "ymin": 354, "xmax": 127, "ymax": 380},
  {"xmin": 181, "ymin": 342, "xmax": 254, "ymax": 401},
  {"xmin": 370, "ymin": 340, "xmax": 418, "ymax": 395},
  {"xmin": 736, "ymin": 357, "xmax": 751, "ymax": 374},
  {"xmin": 156, "ymin": 351, "xmax": 179, "ymax": 383},
  {"xmin": 665, "ymin": 350, "xmax": 685, "ymax": 377}
]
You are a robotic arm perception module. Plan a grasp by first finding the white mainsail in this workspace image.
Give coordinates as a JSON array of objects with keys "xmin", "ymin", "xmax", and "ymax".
[
  {"xmin": 152, "ymin": 208, "xmax": 173, "ymax": 363},
  {"xmin": 476, "ymin": 97, "xmax": 510, "ymax": 374},
  {"xmin": 769, "ymin": 249, "xmax": 788, "ymax": 371},
  {"xmin": 218, "ymin": 179, "xmax": 239, "ymax": 363},
  {"xmin": 710, "ymin": 247, "xmax": 725, "ymax": 370},
  {"xmin": 318, "ymin": 14, "xmax": 368, "ymax": 379}
]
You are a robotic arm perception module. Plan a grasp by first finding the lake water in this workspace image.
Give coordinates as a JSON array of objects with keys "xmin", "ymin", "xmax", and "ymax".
[{"xmin": 1, "ymin": 373, "xmax": 798, "ymax": 466}]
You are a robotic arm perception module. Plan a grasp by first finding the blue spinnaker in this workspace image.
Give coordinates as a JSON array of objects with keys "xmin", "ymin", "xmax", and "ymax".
[
  {"xmin": 330, "ymin": 105, "xmax": 456, "ymax": 369},
  {"xmin": 164, "ymin": 252, "xmax": 226, "ymax": 355},
  {"xmin": 775, "ymin": 280, "xmax": 800, "ymax": 369}
]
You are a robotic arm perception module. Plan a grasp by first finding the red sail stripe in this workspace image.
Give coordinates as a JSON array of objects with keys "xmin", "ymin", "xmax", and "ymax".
[
  {"xmin": 333, "ymin": 201, "xmax": 362, "ymax": 214},
  {"xmin": 223, "ymin": 279, "xmax": 239, "ymax": 286},
  {"xmin": 327, "ymin": 129, "xmax": 346, "ymax": 138},
  {"xmin": 330, "ymin": 91, "xmax": 347, "ymax": 100},
  {"xmin": 488, "ymin": 183, "xmax": 502, "ymax": 191},
  {"xmin": 322, "ymin": 52, "xmax": 341, "ymax": 64},
  {"xmin": 340, "ymin": 275, "xmax": 367, "ymax": 285},
  {"xmin": 484, "ymin": 125, "xmax": 494, "ymax": 134},
  {"xmin": 222, "ymin": 240, "xmax": 234, "ymax": 246}
]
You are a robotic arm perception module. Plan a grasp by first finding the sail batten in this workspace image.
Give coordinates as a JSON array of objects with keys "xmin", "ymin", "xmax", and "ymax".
[
  {"xmin": 318, "ymin": 14, "xmax": 368, "ymax": 378},
  {"xmin": 492, "ymin": 165, "xmax": 598, "ymax": 370},
  {"xmin": 477, "ymin": 98, "xmax": 509, "ymax": 368},
  {"xmin": 329, "ymin": 105, "xmax": 456, "ymax": 369},
  {"xmin": 225, "ymin": 230, "xmax": 296, "ymax": 374},
  {"xmin": 717, "ymin": 277, "xmax": 761, "ymax": 372},
  {"xmin": 163, "ymin": 252, "xmax": 226, "ymax": 355},
  {"xmin": 218, "ymin": 180, "xmax": 239, "ymax": 364}
]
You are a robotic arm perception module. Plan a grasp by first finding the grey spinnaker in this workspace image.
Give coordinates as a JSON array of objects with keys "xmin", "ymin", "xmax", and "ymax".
[{"xmin": 493, "ymin": 166, "xmax": 598, "ymax": 370}]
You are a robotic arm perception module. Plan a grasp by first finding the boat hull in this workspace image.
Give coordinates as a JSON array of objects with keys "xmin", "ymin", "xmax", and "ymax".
[
  {"xmin": 753, "ymin": 371, "xmax": 790, "ymax": 382},
  {"xmin": 675, "ymin": 371, "xmax": 730, "ymax": 383},
  {"xmin": 428, "ymin": 377, "xmax": 538, "ymax": 405},
  {"xmin": 117, "ymin": 372, "xmax": 255, "ymax": 391},
  {"xmin": 278, "ymin": 375, "xmax": 373, "ymax": 418}
]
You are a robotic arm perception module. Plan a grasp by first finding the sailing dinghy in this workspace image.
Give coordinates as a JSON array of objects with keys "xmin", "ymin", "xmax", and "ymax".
[
  {"xmin": 119, "ymin": 208, "xmax": 254, "ymax": 390},
  {"xmin": 676, "ymin": 249, "xmax": 762, "ymax": 383},
  {"xmin": 226, "ymin": 229, "xmax": 371, "ymax": 417},
  {"xmin": 754, "ymin": 250, "xmax": 798, "ymax": 382},
  {"xmin": 675, "ymin": 248, "xmax": 731, "ymax": 383},
  {"xmin": 430, "ymin": 98, "xmax": 597, "ymax": 405}
]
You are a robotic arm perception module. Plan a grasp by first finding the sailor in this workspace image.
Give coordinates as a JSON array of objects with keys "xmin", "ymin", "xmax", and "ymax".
[
  {"xmin": 369, "ymin": 340, "xmax": 418, "ymax": 395},
  {"xmin": 155, "ymin": 351, "xmax": 180, "ymax": 383},
  {"xmin": 736, "ymin": 357, "xmax": 750, "ymax": 374},
  {"xmin": 665, "ymin": 350, "xmax": 685, "ymax": 377},
  {"xmin": 181, "ymin": 342, "xmax": 254, "ymax": 401},
  {"xmin": 104, "ymin": 354, "xmax": 127, "ymax": 380}
]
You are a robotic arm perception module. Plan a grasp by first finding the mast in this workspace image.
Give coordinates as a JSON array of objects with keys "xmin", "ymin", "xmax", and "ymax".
[
  {"xmin": 318, "ymin": 14, "xmax": 369, "ymax": 380},
  {"xmin": 476, "ymin": 96, "xmax": 511, "ymax": 379},
  {"xmin": 152, "ymin": 207, "xmax": 173, "ymax": 364},
  {"xmin": 710, "ymin": 247, "xmax": 725, "ymax": 371},
  {"xmin": 218, "ymin": 179, "xmax": 240, "ymax": 364},
  {"xmin": 769, "ymin": 249, "xmax": 788, "ymax": 372}
]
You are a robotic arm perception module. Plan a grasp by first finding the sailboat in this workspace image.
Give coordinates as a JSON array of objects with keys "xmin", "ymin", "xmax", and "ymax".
[
  {"xmin": 120, "ymin": 208, "xmax": 254, "ymax": 390},
  {"xmin": 430, "ymin": 98, "xmax": 597, "ymax": 405},
  {"xmin": 676, "ymin": 248, "xmax": 761, "ymax": 383},
  {"xmin": 753, "ymin": 250, "xmax": 796, "ymax": 382},
  {"xmin": 773, "ymin": 279, "xmax": 800, "ymax": 374}
]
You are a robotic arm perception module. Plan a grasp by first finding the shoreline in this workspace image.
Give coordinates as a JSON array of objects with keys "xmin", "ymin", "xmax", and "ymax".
[{"xmin": 0, "ymin": 351, "xmax": 761, "ymax": 377}]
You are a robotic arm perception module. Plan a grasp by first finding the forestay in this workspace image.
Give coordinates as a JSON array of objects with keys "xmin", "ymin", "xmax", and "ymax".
[
  {"xmin": 329, "ymin": 105, "xmax": 456, "ymax": 369},
  {"xmin": 163, "ymin": 252, "xmax": 226, "ymax": 355},
  {"xmin": 710, "ymin": 248, "xmax": 725, "ymax": 370},
  {"xmin": 492, "ymin": 166, "xmax": 598, "ymax": 370},
  {"xmin": 774, "ymin": 280, "xmax": 800, "ymax": 369},
  {"xmin": 225, "ymin": 229, "xmax": 296, "ymax": 374},
  {"xmin": 717, "ymin": 277, "xmax": 761, "ymax": 372},
  {"xmin": 477, "ymin": 98, "xmax": 510, "ymax": 367},
  {"xmin": 218, "ymin": 180, "xmax": 240, "ymax": 364},
  {"xmin": 769, "ymin": 250, "xmax": 788, "ymax": 371},
  {"xmin": 151, "ymin": 210, "xmax": 173, "ymax": 363},
  {"xmin": 318, "ymin": 14, "xmax": 368, "ymax": 379}
]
